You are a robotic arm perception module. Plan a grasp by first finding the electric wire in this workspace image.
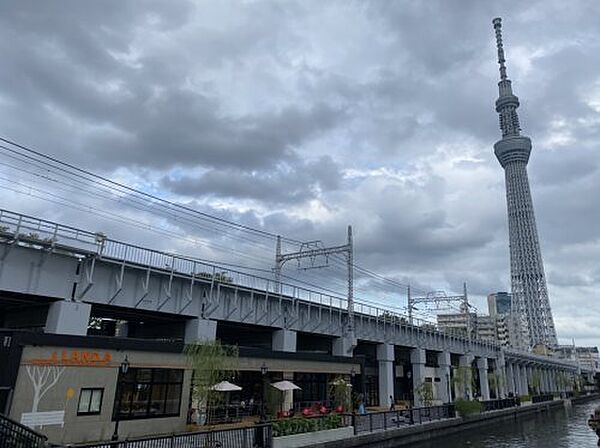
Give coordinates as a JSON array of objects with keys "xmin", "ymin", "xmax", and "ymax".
[{"xmin": 0, "ymin": 135, "xmax": 443, "ymax": 315}]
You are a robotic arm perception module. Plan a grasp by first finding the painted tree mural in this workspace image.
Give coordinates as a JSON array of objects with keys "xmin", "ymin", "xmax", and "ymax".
[{"xmin": 25, "ymin": 365, "xmax": 66, "ymax": 413}]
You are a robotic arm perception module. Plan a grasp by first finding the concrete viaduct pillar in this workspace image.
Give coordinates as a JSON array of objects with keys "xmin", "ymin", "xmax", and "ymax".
[
  {"xmin": 520, "ymin": 364, "xmax": 528, "ymax": 396},
  {"xmin": 551, "ymin": 370, "xmax": 558, "ymax": 394},
  {"xmin": 437, "ymin": 351, "xmax": 452, "ymax": 404},
  {"xmin": 526, "ymin": 366, "xmax": 533, "ymax": 395},
  {"xmin": 542, "ymin": 369, "xmax": 550, "ymax": 393},
  {"xmin": 411, "ymin": 348, "xmax": 426, "ymax": 407},
  {"xmin": 506, "ymin": 362, "xmax": 516, "ymax": 396},
  {"xmin": 513, "ymin": 364, "xmax": 522, "ymax": 395},
  {"xmin": 45, "ymin": 300, "xmax": 92, "ymax": 336},
  {"xmin": 332, "ymin": 334, "xmax": 356, "ymax": 357},
  {"xmin": 477, "ymin": 358, "xmax": 490, "ymax": 401},
  {"xmin": 377, "ymin": 343, "xmax": 395, "ymax": 408},
  {"xmin": 272, "ymin": 329, "xmax": 297, "ymax": 352},
  {"xmin": 185, "ymin": 318, "xmax": 217, "ymax": 343},
  {"xmin": 495, "ymin": 354, "xmax": 506, "ymax": 399},
  {"xmin": 539, "ymin": 368, "xmax": 546, "ymax": 393},
  {"xmin": 458, "ymin": 354, "xmax": 474, "ymax": 400}
]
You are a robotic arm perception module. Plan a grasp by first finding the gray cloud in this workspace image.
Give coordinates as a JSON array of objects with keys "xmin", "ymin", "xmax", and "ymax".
[{"xmin": 161, "ymin": 155, "xmax": 342, "ymax": 204}]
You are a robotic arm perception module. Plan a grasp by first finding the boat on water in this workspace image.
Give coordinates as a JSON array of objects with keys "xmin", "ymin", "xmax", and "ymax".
[{"xmin": 588, "ymin": 405, "xmax": 600, "ymax": 438}]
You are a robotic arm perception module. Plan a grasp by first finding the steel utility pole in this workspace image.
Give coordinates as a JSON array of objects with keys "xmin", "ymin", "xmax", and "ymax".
[{"xmin": 274, "ymin": 226, "xmax": 354, "ymax": 332}]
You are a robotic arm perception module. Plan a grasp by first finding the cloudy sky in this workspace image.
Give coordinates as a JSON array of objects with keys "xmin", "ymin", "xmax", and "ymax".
[{"xmin": 1, "ymin": 0, "xmax": 599, "ymax": 346}]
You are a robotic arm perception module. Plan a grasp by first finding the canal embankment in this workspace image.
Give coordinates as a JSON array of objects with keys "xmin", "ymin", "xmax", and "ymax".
[
  {"xmin": 311, "ymin": 397, "xmax": 599, "ymax": 448},
  {"xmin": 571, "ymin": 392, "xmax": 600, "ymax": 404}
]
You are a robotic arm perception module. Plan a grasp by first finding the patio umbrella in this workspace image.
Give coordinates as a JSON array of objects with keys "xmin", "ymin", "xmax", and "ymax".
[
  {"xmin": 270, "ymin": 380, "xmax": 301, "ymax": 391},
  {"xmin": 271, "ymin": 381, "xmax": 301, "ymax": 413},
  {"xmin": 210, "ymin": 381, "xmax": 242, "ymax": 419},
  {"xmin": 210, "ymin": 381, "xmax": 242, "ymax": 392}
]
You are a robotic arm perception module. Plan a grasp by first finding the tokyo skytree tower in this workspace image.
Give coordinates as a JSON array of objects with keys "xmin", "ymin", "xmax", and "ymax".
[{"xmin": 492, "ymin": 18, "xmax": 558, "ymax": 348}]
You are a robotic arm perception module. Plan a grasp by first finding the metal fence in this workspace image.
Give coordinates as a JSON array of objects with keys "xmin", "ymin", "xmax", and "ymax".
[
  {"xmin": 480, "ymin": 397, "xmax": 520, "ymax": 412},
  {"xmin": 531, "ymin": 394, "xmax": 554, "ymax": 404},
  {"xmin": 72, "ymin": 424, "xmax": 272, "ymax": 448},
  {"xmin": 0, "ymin": 412, "xmax": 48, "ymax": 448},
  {"xmin": 351, "ymin": 405, "xmax": 455, "ymax": 435}
]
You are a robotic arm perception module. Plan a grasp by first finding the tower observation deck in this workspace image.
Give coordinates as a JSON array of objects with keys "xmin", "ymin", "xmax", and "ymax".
[{"xmin": 492, "ymin": 18, "xmax": 558, "ymax": 348}]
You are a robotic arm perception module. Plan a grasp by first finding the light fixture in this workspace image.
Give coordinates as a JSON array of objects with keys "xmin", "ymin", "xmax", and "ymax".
[
  {"xmin": 120, "ymin": 356, "xmax": 130, "ymax": 374},
  {"xmin": 260, "ymin": 362, "xmax": 268, "ymax": 376}
]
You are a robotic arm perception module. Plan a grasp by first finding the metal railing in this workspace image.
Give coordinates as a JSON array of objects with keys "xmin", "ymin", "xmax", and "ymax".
[
  {"xmin": 292, "ymin": 400, "xmax": 335, "ymax": 413},
  {"xmin": 480, "ymin": 397, "xmax": 520, "ymax": 412},
  {"xmin": 270, "ymin": 414, "xmax": 352, "ymax": 437},
  {"xmin": 72, "ymin": 424, "xmax": 273, "ymax": 448},
  {"xmin": 350, "ymin": 405, "xmax": 455, "ymax": 435},
  {"xmin": 0, "ymin": 208, "xmax": 500, "ymax": 352},
  {"xmin": 0, "ymin": 412, "xmax": 48, "ymax": 448},
  {"xmin": 531, "ymin": 394, "xmax": 554, "ymax": 404}
]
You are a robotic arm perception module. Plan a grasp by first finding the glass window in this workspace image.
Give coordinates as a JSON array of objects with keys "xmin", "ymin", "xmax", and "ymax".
[
  {"xmin": 168, "ymin": 370, "xmax": 183, "ymax": 383},
  {"xmin": 77, "ymin": 388, "xmax": 104, "ymax": 415},
  {"xmin": 132, "ymin": 383, "xmax": 151, "ymax": 416},
  {"xmin": 136, "ymin": 369, "xmax": 153, "ymax": 383},
  {"xmin": 150, "ymin": 383, "xmax": 167, "ymax": 415},
  {"xmin": 113, "ymin": 368, "xmax": 183, "ymax": 420},
  {"xmin": 165, "ymin": 384, "xmax": 182, "ymax": 414}
]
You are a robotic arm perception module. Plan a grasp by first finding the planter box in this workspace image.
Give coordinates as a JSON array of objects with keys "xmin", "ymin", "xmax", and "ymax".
[{"xmin": 273, "ymin": 426, "xmax": 354, "ymax": 448}]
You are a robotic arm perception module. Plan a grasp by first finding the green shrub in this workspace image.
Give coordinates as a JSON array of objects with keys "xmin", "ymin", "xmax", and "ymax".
[
  {"xmin": 519, "ymin": 394, "xmax": 531, "ymax": 403},
  {"xmin": 272, "ymin": 415, "xmax": 343, "ymax": 437},
  {"xmin": 454, "ymin": 399, "xmax": 482, "ymax": 417},
  {"xmin": 415, "ymin": 382, "xmax": 434, "ymax": 407}
]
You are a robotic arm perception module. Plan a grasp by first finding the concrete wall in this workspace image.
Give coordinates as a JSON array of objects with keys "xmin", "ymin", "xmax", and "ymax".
[
  {"xmin": 273, "ymin": 426, "xmax": 354, "ymax": 448},
  {"xmin": 10, "ymin": 345, "xmax": 191, "ymax": 445}
]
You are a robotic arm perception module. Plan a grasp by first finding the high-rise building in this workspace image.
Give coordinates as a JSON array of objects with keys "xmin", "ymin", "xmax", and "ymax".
[
  {"xmin": 491, "ymin": 18, "xmax": 558, "ymax": 348},
  {"xmin": 487, "ymin": 292, "xmax": 511, "ymax": 317}
]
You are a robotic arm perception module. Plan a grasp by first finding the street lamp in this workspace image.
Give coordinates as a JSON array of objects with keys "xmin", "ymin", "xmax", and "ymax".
[
  {"xmin": 260, "ymin": 363, "xmax": 268, "ymax": 422},
  {"xmin": 112, "ymin": 356, "xmax": 130, "ymax": 441}
]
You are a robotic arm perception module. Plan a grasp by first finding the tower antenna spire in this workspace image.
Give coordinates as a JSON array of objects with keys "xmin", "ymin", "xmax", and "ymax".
[{"xmin": 492, "ymin": 17, "xmax": 508, "ymax": 81}]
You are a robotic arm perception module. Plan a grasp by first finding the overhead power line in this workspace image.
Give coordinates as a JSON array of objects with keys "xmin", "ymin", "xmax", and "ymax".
[{"xmin": 0, "ymin": 135, "xmax": 438, "ymax": 304}]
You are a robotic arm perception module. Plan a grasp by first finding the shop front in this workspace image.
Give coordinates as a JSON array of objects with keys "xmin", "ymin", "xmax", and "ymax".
[{"xmin": 3, "ymin": 331, "xmax": 191, "ymax": 445}]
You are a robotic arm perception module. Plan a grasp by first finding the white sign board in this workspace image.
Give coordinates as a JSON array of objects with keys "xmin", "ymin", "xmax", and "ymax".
[{"xmin": 21, "ymin": 410, "xmax": 65, "ymax": 429}]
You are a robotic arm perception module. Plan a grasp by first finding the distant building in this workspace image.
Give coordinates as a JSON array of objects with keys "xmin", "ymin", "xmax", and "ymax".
[
  {"xmin": 437, "ymin": 310, "xmax": 477, "ymax": 339},
  {"xmin": 556, "ymin": 346, "xmax": 600, "ymax": 373},
  {"xmin": 487, "ymin": 292, "xmax": 511, "ymax": 317},
  {"xmin": 476, "ymin": 315, "xmax": 496, "ymax": 342}
]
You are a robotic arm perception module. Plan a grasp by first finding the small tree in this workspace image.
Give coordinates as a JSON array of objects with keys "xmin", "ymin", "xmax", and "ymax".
[
  {"xmin": 488, "ymin": 371, "xmax": 506, "ymax": 398},
  {"xmin": 530, "ymin": 371, "xmax": 542, "ymax": 395},
  {"xmin": 329, "ymin": 377, "xmax": 352, "ymax": 411},
  {"xmin": 185, "ymin": 341, "xmax": 239, "ymax": 425},
  {"xmin": 452, "ymin": 366, "xmax": 475, "ymax": 400},
  {"xmin": 555, "ymin": 372, "xmax": 568, "ymax": 392},
  {"xmin": 415, "ymin": 381, "xmax": 434, "ymax": 407}
]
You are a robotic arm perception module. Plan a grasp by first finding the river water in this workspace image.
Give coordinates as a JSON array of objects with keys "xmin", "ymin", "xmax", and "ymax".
[{"xmin": 410, "ymin": 400, "xmax": 600, "ymax": 448}]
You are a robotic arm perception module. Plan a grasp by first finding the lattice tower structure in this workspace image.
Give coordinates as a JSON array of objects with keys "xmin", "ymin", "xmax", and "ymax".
[{"xmin": 492, "ymin": 18, "xmax": 558, "ymax": 348}]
